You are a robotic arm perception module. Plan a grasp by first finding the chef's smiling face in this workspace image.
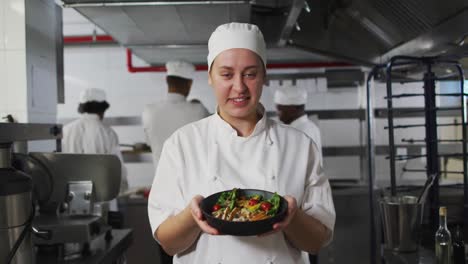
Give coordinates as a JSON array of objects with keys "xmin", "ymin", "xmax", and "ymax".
[{"xmin": 209, "ymin": 48, "xmax": 265, "ymax": 122}]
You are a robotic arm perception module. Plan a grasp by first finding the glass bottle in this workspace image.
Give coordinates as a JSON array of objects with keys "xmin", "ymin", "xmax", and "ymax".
[
  {"xmin": 453, "ymin": 225, "xmax": 466, "ymax": 264},
  {"xmin": 435, "ymin": 206, "xmax": 453, "ymax": 264}
]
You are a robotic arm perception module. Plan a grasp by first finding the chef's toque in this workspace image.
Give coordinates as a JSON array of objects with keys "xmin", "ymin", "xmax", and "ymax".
[
  {"xmin": 166, "ymin": 61, "xmax": 195, "ymax": 80},
  {"xmin": 207, "ymin": 22, "xmax": 266, "ymax": 71},
  {"xmin": 80, "ymin": 88, "xmax": 107, "ymax": 103},
  {"xmin": 274, "ymin": 85, "xmax": 307, "ymax": 105}
]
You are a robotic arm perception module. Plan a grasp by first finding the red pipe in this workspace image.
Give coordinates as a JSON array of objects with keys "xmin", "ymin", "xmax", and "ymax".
[
  {"xmin": 126, "ymin": 49, "xmax": 351, "ymax": 73},
  {"xmin": 64, "ymin": 35, "xmax": 115, "ymax": 44},
  {"xmin": 64, "ymin": 35, "xmax": 353, "ymax": 72}
]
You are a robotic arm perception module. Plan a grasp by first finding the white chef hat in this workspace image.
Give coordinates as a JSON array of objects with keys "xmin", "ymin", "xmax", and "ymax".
[
  {"xmin": 274, "ymin": 85, "xmax": 307, "ymax": 105},
  {"xmin": 207, "ymin": 22, "xmax": 267, "ymax": 71},
  {"xmin": 166, "ymin": 60, "xmax": 195, "ymax": 80},
  {"xmin": 79, "ymin": 88, "xmax": 107, "ymax": 103}
]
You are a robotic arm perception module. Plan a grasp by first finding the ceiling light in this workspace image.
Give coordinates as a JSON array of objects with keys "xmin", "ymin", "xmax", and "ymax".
[
  {"xmin": 295, "ymin": 22, "xmax": 301, "ymax": 31},
  {"xmin": 457, "ymin": 34, "xmax": 467, "ymax": 46},
  {"xmin": 304, "ymin": 1, "xmax": 311, "ymax": 13}
]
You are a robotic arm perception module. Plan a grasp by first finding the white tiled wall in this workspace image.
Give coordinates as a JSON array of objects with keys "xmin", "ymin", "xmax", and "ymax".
[
  {"xmin": 5, "ymin": 50, "xmax": 27, "ymax": 109},
  {"xmin": 0, "ymin": 0, "xmax": 28, "ymax": 122},
  {"xmin": 0, "ymin": 50, "xmax": 6, "ymax": 108},
  {"xmin": 0, "ymin": 0, "xmax": 5, "ymax": 50},
  {"xmin": 5, "ymin": 0, "xmax": 26, "ymax": 50}
]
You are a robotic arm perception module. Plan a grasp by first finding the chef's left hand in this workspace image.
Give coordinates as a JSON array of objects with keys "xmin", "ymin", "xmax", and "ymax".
[{"xmin": 259, "ymin": 195, "xmax": 298, "ymax": 236}]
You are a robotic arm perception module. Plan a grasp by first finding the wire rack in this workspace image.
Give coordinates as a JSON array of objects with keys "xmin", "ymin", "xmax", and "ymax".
[{"xmin": 365, "ymin": 55, "xmax": 467, "ymax": 263}]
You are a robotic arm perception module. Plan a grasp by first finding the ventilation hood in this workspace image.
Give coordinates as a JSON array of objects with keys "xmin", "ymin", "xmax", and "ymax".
[
  {"xmin": 290, "ymin": 0, "xmax": 468, "ymax": 66},
  {"xmin": 60, "ymin": 0, "xmax": 467, "ymax": 71}
]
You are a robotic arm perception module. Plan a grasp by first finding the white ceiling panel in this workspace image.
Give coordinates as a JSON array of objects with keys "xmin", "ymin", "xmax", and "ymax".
[
  {"xmin": 62, "ymin": 8, "xmax": 105, "ymax": 35},
  {"xmin": 75, "ymin": 4, "xmax": 250, "ymax": 45}
]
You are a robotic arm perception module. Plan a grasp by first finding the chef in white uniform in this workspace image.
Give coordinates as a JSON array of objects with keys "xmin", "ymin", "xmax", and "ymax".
[
  {"xmin": 148, "ymin": 23, "xmax": 335, "ymax": 264},
  {"xmin": 142, "ymin": 61, "xmax": 209, "ymax": 167},
  {"xmin": 63, "ymin": 88, "xmax": 128, "ymax": 210},
  {"xmin": 274, "ymin": 85, "xmax": 323, "ymax": 159}
]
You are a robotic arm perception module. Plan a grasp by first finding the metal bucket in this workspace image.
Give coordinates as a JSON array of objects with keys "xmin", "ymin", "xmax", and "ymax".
[{"xmin": 379, "ymin": 196, "xmax": 424, "ymax": 252}]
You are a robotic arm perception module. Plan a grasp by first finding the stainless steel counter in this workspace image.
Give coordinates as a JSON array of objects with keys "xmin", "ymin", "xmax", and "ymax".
[{"xmin": 36, "ymin": 229, "xmax": 132, "ymax": 264}]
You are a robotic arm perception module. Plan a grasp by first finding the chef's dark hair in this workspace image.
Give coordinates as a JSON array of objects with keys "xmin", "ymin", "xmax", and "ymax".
[
  {"xmin": 78, "ymin": 101, "xmax": 110, "ymax": 114},
  {"xmin": 166, "ymin": 75, "xmax": 192, "ymax": 89}
]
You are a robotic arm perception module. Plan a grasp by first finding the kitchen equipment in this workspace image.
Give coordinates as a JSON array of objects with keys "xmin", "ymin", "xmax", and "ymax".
[
  {"xmin": 367, "ymin": 56, "xmax": 467, "ymax": 262},
  {"xmin": 16, "ymin": 152, "xmax": 121, "ymax": 245},
  {"xmin": 0, "ymin": 143, "xmax": 34, "ymax": 264},
  {"xmin": 1, "ymin": 122, "xmax": 133, "ymax": 263},
  {"xmin": 200, "ymin": 189, "xmax": 287, "ymax": 236},
  {"xmin": 380, "ymin": 195, "xmax": 424, "ymax": 252}
]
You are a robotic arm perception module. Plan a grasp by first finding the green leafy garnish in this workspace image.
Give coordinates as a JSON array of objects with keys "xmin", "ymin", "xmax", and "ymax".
[
  {"xmin": 267, "ymin": 193, "xmax": 281, "ymax": 216},
  {"xmin": 229, "ymin": 188, "xmax": 237, "ymax": 210},
  {"xmin": 216, "ymin": 190, "xmax": 230, "ymax": 206},
  {"xmin": 215, "ymin": 189, "xmax": 281, "ymax": 217},
  {"xmin": 216, "ymin": 188, "xmax": 238, "ymax": 210}
]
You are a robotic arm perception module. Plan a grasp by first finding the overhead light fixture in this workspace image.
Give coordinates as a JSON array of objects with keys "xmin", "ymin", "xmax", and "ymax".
[
  {"xmin": 304, "ymin": 1, "xmax": 311, "ymax": 13},
  {"xmin": 420, "ymin": 41, "xmax": 433, "ymax": 50},
  {"xmin": 457, "ymin": 34, "xmax": 467, "ymax": 46},
  {"xmin": 295, "ymin": 22, "xmax": 301, "ymax": 31}
]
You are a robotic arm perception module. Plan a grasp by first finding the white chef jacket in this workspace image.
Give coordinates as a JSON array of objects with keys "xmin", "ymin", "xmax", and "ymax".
[
  {"xmin": 148, "ymin": 105, "xmax": 335, "ymax": 264},
  {"xmin": 142, "ymin": 93, "xmax": 209, "ymax": 167},
  {"xmin": 62, "ymin": 113, "xmax": 128, "ymax": 201},
  {"xmin": 289, "ymin": 115, "xmax": 323, "ymax": 159}
]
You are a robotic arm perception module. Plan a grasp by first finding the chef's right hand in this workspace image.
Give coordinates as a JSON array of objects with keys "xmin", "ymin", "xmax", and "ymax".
[{"xmin": 190, "ymin": 195, "xmax": 220, "ymax": 235}]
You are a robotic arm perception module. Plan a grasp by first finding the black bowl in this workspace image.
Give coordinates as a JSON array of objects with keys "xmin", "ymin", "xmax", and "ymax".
[{"xmin": 200, "ymin": 189, "xmax": 288, "ymax": 236}]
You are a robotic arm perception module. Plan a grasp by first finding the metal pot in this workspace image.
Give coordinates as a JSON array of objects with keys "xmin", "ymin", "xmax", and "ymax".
[{"xmin": 379, "ymin": 195, "xmax": 424, "ymax": 252}]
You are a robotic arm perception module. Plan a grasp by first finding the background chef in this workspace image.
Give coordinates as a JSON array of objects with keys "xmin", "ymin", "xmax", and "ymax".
[
  {"xmin": 274, "ymin": 85, "xmax": 323, "ymax": 159},
  {"xmin": 142, "ymin": 60, "xmax": 209, "ymax": 167},
  {"xmin": 148, "ymin": 22, "xmax": 335, "ymax": 264},
  {"xmin": 62, "ymin": 88, "xmax": 128, "ymax": 214}
]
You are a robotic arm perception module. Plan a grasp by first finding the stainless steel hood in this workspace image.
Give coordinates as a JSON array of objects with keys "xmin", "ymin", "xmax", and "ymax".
[
  {"xmin": 61, "ymin": 0, "xmax": 339, "ymax": 65},
  {"xmin": 72, "ymin": 2, "xmax": 251, "ymax": 46},
  {"xmin": 290, "ymin": 0, "xmax": 468, "ymax": 66},
  {"xmin": 60, "ymin": 0, "xmax": 467, "ymax": 69}
]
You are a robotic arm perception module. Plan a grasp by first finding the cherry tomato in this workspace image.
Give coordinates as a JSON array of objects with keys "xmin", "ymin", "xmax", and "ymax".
[
  {"xmin": 212, "ymin": 204, "xmax": 221, "ymax": 211},
  {"xmin": 248, "ymin": 199, "xmax": 259, "ymax": 206},
  {"xmin": 260, "ymin": 202, "xmax": 272, "ymax": 211}
]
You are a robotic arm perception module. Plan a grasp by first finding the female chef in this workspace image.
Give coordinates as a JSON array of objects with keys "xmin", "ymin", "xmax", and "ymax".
[{"xmin": 148, "ymin": 22, "xmax": 335, "ymax": 264}]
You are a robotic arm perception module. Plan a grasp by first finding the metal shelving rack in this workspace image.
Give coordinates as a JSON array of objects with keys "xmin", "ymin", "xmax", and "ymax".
[{"xmin": 366, "ymin": 55, "xmax": 467, "ymax": 263}]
